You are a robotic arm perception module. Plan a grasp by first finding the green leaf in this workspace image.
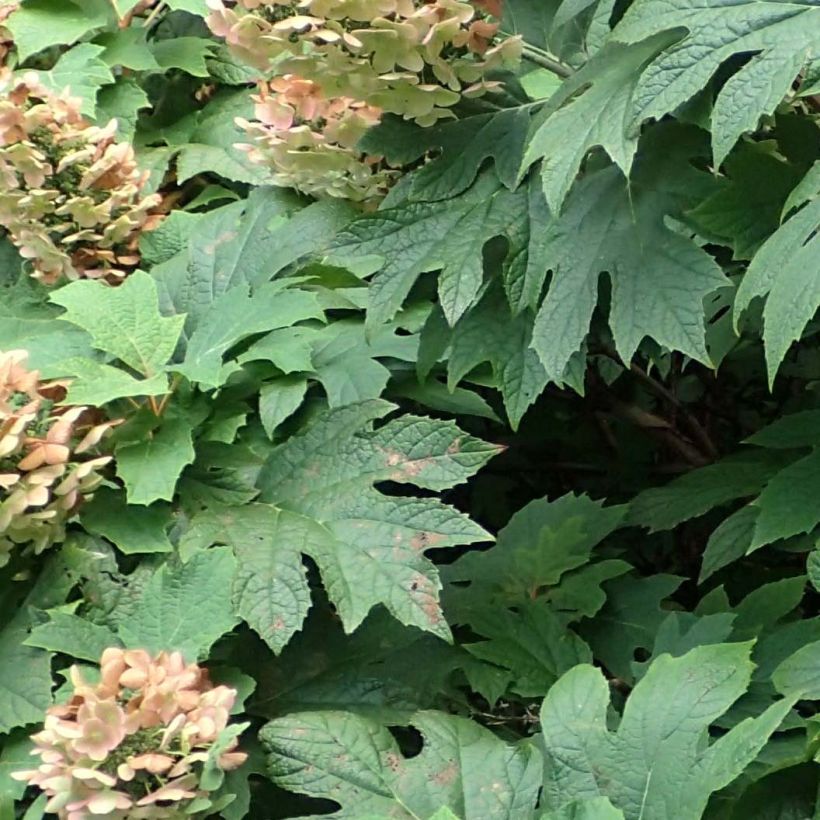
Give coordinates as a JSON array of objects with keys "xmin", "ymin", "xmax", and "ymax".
[
  {"xmin": 181, "ymin": 504, "xmax": 313, "ymax": 653},
  {"xmin": 611, "ymin": 0, "xmax": 818, "ymax": 165},
  {"xmin": 255, "ymin": 401, "xmax": 499, "ymax": 638},
  {"xmin": 165, "ymin": 0, "xmax": 206, "ymax": 11},
  {"xmin": 176, "ymin": 283, "xmax": 322, "ymax": 388},
  {"xmin": 56, "ymin": 357, "xmax": 169, "ymax": 405},
  {"xmin": 447, "ymin": 287, "xmax": 548, "ymax": 429},
  {"xmin": 152, "ymin": 189, "xmax": 304, "ymax": 336},
  {"xmin": 734, "ymin": 197, "xmax": 820, "ymax": 385},
  {"xmin": 95, "ymin": 27, "xmax": 160, "ymax": 71},
  {"xmin": 95, "ymin": 77, "xmax": 151, "ymax": 142},
  {"xmin": 80, "ymin": 487, "xmax": 173, "ymax": 554},
  {"xmin": 361, "ymin": 103, "xmax": 533, "ymax": 201},
  {"xmin": 521, "ymin": 36, "xmax": 671, "ymax": 212},
  {"xmin": 259, "ymin": 377, "xmax": 309, "ymax": 439},
  {"xmin": 783, "ymin": 159, "xmax": 820, "ymax": 217},
  {"xmin": 530, "ymin": 160, "xmax": 727, "ymax": 380},
  {"xmin": 687, "ymin": 146, "xmax": 803, "ymax": 260},
  {"xmin": 30, "ymin": 43, "xmax": 114, "ymax": 117},
  {"xmin": 252, "ymin": 607, "xmax": 461, "ymax": 719},
  {"xmin": 117, "ymin": 548, "xmax": 239, "ymax": 660},
  {"xmin": 7, "ymin": 0, "xmax": 109, "ymax": 61},
  {"xmin": 25, "ymin": 612, "xmax": 121, "ymax": 663},
  {"xmin": 240, "ymin": 327, "xmax": 316, "ymax": 374},
  {"xmin": 392, "ymin": 377, "xmax": 500, "ymax": 423},
  {"xmin": 329, "ymin": 173, "xmax": 530, "ymax": 327},
  {"xmin": 0, "ymin": 612, "xmax": 52, "ymax": 733},
  {"xmin": 578, "ymin": 573, "xmax": 683, "ymax": 682},
  {"xmin": 175, "ymin": 90, "xmax": 275, "ymax": 184},
  {"xmin": 0, "ymin": 316, "xmax": 95, "ymax": 377},
  {"xmin": 732, "ymin": 577, "xmax": 806, "ymax": 639},
  {"xmin": 310, "ymin": 318, "xmax": 418, "ymax": 408},
  {"xmin": 751, "ymin": 449, "xmax": 820, "ymax": 548},
  {"xmin": 540, "ymin": 798, "xmax": 625, "ymax": 820},
  {"xmin": 445, "ymin": 493, "xmax": 626, "ymax": 607},
  {"xmin": 540, "ymin": 643, "xmax": 794, "ymax": 818},
  {"xmin": 191, "ymin": 504, "xmax": 314, "ymax": 652},
  {"xmin": 150, "ymin": 37, "xmax": 216, "ymax": 77},
  {"xmin": 51, "ymin": 270, "xmax": 185, "ymax": 377},
  {"xmin": 746, "ymin": 409, "xmax": 820, "ymax": 449},
  {"xmin": 628, "ymin": 450, "xmax": 795, "ymax": 531},
  {"xmin": 773, "ymin": 639, "xmax": 820, "ymax": 699},
  {"xmin": 700, "ymin": 505, "xmax": 758, "ymax": 582},
  {"xmin": 630, "ymin": 611, "xmax": 736, "ymax": 681},
  {"xmin": 115, "ymin": 416, "xmax": 195, "ymax": 505},
  {"xmin": 0, "ymin": 732, "xmax": 35, "ymax": 802},
  {"xmin": 464, "ymin": 600, "xmax": 592, "ymax": 697},
  {"xmin": 261, "ymin": 710, "xmax": 542, "ymax": 818}
]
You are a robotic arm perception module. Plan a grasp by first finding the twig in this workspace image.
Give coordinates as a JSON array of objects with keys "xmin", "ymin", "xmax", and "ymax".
[
  {"xmin": 519, "ymin": 43, "xmax": 572, "ymax": 79},
  {"xmin": 143, "ymin": 0, "xmax": 166, "ymax": 27},
  {"xmin": 156, "ymin": 375, "xmax": 181, "ymax": 416},
  {"xmin": 626, "ymin": 361, "xmax": 719, "ymax": 461},
  {"xmin": 610, "ymin": 400, "xmax": 711, "ymax": 467}
]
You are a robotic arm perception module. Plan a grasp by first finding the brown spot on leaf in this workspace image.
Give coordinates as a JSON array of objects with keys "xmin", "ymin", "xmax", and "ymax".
[
  {"xmin": 446, "ymin": 437, "xmax": 462, "ymax": 455},
  {"xmin": 410, "ymin": 532, "xmax": 445, "ymax": 552},
  {"xmin": 409, "ymin": 573, "xmax": 442, "ymax": 626},
  {"xmin": 204, "ymin": 230, "xmax": 238, "ymax": 255},
  {"xmin": 385, "ymin": 752, "xmax": 402, "ymax": 773},
  {"xmin": 381, "ymin": 447, "xmax": 433, "ymax": 481},
  {"xmin": 433, "ymin": 762, "xmax": 458, "ymax": 786}
]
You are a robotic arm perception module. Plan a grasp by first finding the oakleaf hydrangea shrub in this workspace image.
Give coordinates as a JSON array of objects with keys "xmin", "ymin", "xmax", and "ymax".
[
  {"xmin": 13, "ymin": 649, "xmax": 247, "ymax": 819},
  {"xmin": 0, "ymin": 349, "xmax": 118, "ymax": 565},
  {"xmin": 207, "ymin": 0, "xmax": 520, "ymax": 198},
  {"xmin": 0, "ymin": 71, "xmax": 162, "ymax": 285}
]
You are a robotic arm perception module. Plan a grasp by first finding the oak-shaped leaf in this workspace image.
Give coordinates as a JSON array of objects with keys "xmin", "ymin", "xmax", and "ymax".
[
  {"xmin": 611, "ymin": 0, "xmax": 819, "ymax": 165},
  {"xmin": 328, "ymin": 173, "xmax": 532, "ymax": 327},
  {"xmin": 520, "ymin": 35, "xmax": 673, "ymax": 213},
  {"xmin": 540, "ymin": 642, "xmax": 795, "ymax": 819},
  {"xmin": 529, "ymin": 156, "xmax": 727, "ymax": 382},
  {"xmin": 184, "ymin": 401, "xmax": 498, "ymax": 647},
  {"xmin": 261, "ymin": 710, "xmax": 542, "ymax": 819},
  {"xmin": 734, "ymin": 197, "xmax": 820, "ymax": 385},
  {"xmin": 116, "ymin": 548, "xmax": 239, "ymax": 661}
]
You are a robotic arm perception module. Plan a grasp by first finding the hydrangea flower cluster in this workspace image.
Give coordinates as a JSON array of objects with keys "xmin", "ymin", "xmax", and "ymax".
[
  {"xmin": 13, "ymin": 649, "xmax": 248, "ymax": 820},
  {"xmin": 207, "ymin": 0, "xmax": 520, "ymax": 200},
  {"xmin": 207, "ymin": 0, "xmax": 520, "ymax": 123},
  {"xmin": 0, "ymin": 70, "xmax": 162, "ymax": 285},
  {"xmin": 0, "ymin": 349, "xmax": 119, "ymax": 565},
  {"xmin": 236, "ymin": 74, "xmax": 398, "ymax": 200}
]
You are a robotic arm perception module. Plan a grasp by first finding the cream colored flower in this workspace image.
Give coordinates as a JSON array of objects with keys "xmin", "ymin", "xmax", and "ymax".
[
  {"xmin": 0, "ymin": 350, "xmax": 119, "ymax": 564},
  {"xmin": 207, "ymin": 0, "xmax": 521, "ymax": 127},
  {"xmin": 237, "ymin": 75, "xmax": 397, "ymax": 201},
  {"xmin": 0, "ymin": 70, "xmax": 162, "ymax": 285},
  {"xmin": 14, "ymin": 649, "xmax": 247, "ymax": 820}
]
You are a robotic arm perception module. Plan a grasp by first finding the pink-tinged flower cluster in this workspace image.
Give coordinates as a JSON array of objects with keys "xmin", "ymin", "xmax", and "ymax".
[
  {"xmin": 207, "ymin": 0, "xmax": 521, "ymax": 126},
  {"xmin": 236, "ymin": 74, "xmax": 398, "ymax": 200},
  {"xmin": 207, "ymin": 0, "xmax": 519, "ymax": 201},
  {"xmin": 0, "ymin": 349, "xmax": 120, "ymax": 564},
  {"xmin": 0, "ymin": 70, "xmax": 163, "ymax": 285},
  {"xmin": 13, "ymin": 649, "xmax": 248, "ymax": 820}
]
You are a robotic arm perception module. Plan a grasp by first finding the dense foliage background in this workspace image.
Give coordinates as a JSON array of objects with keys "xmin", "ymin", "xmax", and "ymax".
[{"xmin": 1, "ymin": 0, "xmax": 820, "ymax": 817}]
